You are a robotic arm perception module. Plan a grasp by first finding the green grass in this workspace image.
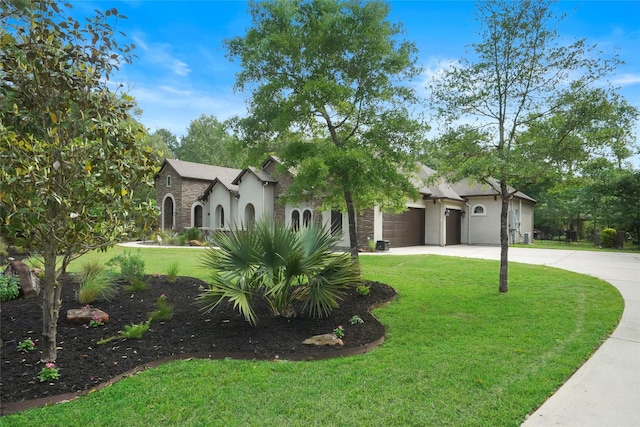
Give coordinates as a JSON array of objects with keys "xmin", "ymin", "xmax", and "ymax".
[
  {"xmin": 3, "ymin": 249, "xmax": 623, "ymax": 426},
  {"xmin": 517, "ymin": 239, "xmax": 638, "ymax": 252}
]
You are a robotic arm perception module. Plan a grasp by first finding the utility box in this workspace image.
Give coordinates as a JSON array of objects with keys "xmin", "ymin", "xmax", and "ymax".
[
  {"xmin": 375, "ymin": 240, "xmax": 390, "ymax": 252},
  {"xmin": 523, "ymin": 233, "xmax": 531, "ymax": 244}
]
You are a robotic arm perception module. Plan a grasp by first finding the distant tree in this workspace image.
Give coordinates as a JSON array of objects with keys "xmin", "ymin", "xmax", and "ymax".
[
  {"xmin": 149, "ymin": 128, "xmax": 178, "ymax": 157},
  {"xmin": 0, "ymin": 0, "xmax": 158, "ymax": 362},
  {"xmin": 174, "ymin": 114, "xmax": 248, "ymax": 168},
  {"xmin": 429, "ymin": 0, "xmax": 628, "ymax": 292},
  {"xmin": 226, "ymin": 0, "xmax": 427, "ymax": 259}
]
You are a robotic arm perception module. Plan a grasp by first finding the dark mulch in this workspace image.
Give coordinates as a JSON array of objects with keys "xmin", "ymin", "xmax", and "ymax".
[{"xmin": 1, "ymin": 273, "xmax": 396, "ymax": 411}]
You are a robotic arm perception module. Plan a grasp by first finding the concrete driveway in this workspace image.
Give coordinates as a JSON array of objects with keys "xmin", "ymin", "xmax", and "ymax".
[{"xmin": 365, "ymin": 245, "xmax": 640, "ymax": 427}]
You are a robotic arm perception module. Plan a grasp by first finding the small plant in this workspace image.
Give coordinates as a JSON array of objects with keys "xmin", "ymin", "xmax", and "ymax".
[
  {"xmin": 356, "ymin": 285, "xmax": 370, "ymax": 296},
  {"xmin": 89, "ymin": 313, "xmax": 104, "ymax": 328},
  {"xmin": 107, "ymin": 250, "xmax": 146, "ymax": 284},
  {"xmin": 0, "ymin": 274, "xmax": 20, "ymax": 301},
  {"xmin": 17, "ymin": 338, "xmax": 36, "ymax": 352},
  {"xmin": 149, "ymin": 294, "xmax": 174, "ymax": 321},
  {"xmin": 368, "ymin": 239, "xmax": 376, "ymax": 252},
  {"xmin": 124, "ymin": 279, "xmax": 148, "ymax": 292},
  {"xmin": 166, "ymin": 261, "xmax": 179, "ymax": 283},
  {"xmin": 97, "ymin": 320, "xmax": 151, "ymax": 345},
  {"xmin": 349, "ymin": 315, "xmax": 364, "ymax": 325},
  {"xmin": 38, "ymin": 363, "xmax": 60, "ymax": 382},
  {"xmin": 77, "ymin": 270, "xmax": 117, "ymax": 304},
  {"xmin": 333, "ymin": 325, "xmax": 344, "ymax": 339}
]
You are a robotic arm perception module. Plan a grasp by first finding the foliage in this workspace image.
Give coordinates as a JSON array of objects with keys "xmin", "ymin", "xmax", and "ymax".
[
  {"xmin": 600, "ymin": 228, "xmax": 617, "ymax": 248},
  {"xmin": 107, "ymin": 250, "xmax": 146, "ymax": 284},
  {"xmin": 348, "ymin": 314, "xmax": 364, "ymax": 325},
  {"xmin": 0, "ymin": 274, "xmax": 20, "ymax": 301},
  {"xmin": 199, "ymin": 219, "xmax": 360, "ymax": 325},
  {"xmin": 17, "ymin": 338, "xmax": 36, "ymax": 352},
  {"xmin": 38, "ymin": 362, "xmax": 60, "ymax": 382},
  {"xmin": 149, "ymin": 294, "xmax": 174, "ymax": 321},
  {"xmin": 183, "ymin": 227, "xmax": 202, "ymax": 242},
  {"xmin": 356, "ymin": 284, "xmax": 371, "ymax": 296},
  {"xmin": 429, "ymin": 0, "xmax": 630, "ymax": 292},
  {"xmin": 148, "ymin": 128, "xmax": 177, "ymax": 159},
  {"xmin": 166, "ymin": 261, "xmax": 179, "ymax": 283},
  {"xmin": 0, "ymin": 0, "xmax": 158, "ymax": 362},
  {"xmin": 77, "ymin": 270, "xmax": 118, "ymax": 305},
  {"xmin": 97, "ymin": 320, "xmax": 151, "ymax": 345},
  {"xmin": 226, "ymin": 0, "xmax": 428, "ymax": 258},
  {"xmin": 174, "ymin": 114, "xmax": 248, "ymax": 168}
]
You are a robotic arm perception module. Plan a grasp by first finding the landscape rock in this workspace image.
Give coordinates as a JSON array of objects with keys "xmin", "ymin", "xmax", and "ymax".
[
  {"xmin": 302, "ymin": 334, "xmax": 344, "ymax": 346},
  {"xmin": 66, "ymin": 308, "xmax": 110, "ymax": 324},
  {"xmin": 188, "ymin": 240, "xmax": 204, "ymax": 246},
  {"xmin": 3, "ymin": 259, "xmax": 40, "ymax": 298}
]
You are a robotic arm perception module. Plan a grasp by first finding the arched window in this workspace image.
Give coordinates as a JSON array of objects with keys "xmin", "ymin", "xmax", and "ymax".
[
  {"xmin": 471, "ymin": 204, "xmax": 486, "ymax": 216},
  {"xmin": 330, "ymin": 210, "xmax": 342, "ymax": 236},
  {"xmin": 291, "ymin": 210, "xmax": 300, "ymax": 232},
  {"xmin": 166, "ymin": 175, "xmax": 172, "ymax": 187},
  {"xmin": 303, "ymin": 209, "xmax": 312, "ymax": 228},
  {"xmin": 245, "ymin": 204, "xmax": 256, "ymax": 230},
  {"xmin": 162, "ymin": 195, "xmax": 175, "ymax": 231},
  {"xmin": 215, "ymin": 205, "xmax": 225, "ymax": 229}
]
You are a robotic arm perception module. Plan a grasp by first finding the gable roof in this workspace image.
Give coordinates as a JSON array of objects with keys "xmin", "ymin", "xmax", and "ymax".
[
  {"xmin": 158, "ymin": 159, "xmax": 241, "ymax": 182},
  {"xmin": 232, "ymin": 166, "xmax": 278, "ymax": 185},
  {"xmin": 452, "ymin": 178, "xmax": 536, "ymax": 203},
  {"xmin": 414, "ymin": 164, "xmax": 464, "ymax": 201},
  {"xmin": 199, "ymin": 178, "xmax": 240, "ymax": 201}
]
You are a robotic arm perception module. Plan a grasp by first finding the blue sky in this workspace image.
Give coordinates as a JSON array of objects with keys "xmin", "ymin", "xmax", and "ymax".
[{"xmin": 74, "ymin": 0, "xmax": 639, "ymax": 154}]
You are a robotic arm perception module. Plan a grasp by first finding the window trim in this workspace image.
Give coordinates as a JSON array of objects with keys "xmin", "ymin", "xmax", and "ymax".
[{"xmin": 471, "ymin": 204, "xmax": 487, "ymax": 216}]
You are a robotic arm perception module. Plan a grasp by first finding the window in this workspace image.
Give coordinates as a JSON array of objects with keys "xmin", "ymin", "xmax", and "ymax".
[
  {"xmin": 166, "ymin": 175, "xmax": 172, "ymax": 187},
  {"xmin": 330, "ymin": 210, "xmax": 342, "ymax": 236},
  {"xmin": 471, "ymin": 204, "xmax": 486, "ymax": 216},
  {"xmin": 193, "ymin": 205, "xmax": 203, "ymax": 228},
  {"xmin": 291, "ymin": 210, "xmax": 300, "ymax": 232},
  {"xmin": 215, "ymin": 205, "xmax": 225, "ymax": 228},
  {"xmin": 303, "ymin": 209, "xmax": 312, "ymax": 228},
  {"xmin": 245, "ymin": 204, "xmax": 255, "ymax": 230}
]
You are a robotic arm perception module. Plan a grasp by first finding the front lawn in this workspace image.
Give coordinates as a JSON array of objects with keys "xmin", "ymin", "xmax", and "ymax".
[{"xmin": 2, "ymin": 250, "xmax": 623, "ymax": 426}]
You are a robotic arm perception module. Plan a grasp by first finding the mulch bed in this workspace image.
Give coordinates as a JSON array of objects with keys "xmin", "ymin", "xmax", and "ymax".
[{"xmin": 1, "ymin": 273, "xmax": 396, "ymax": 414}]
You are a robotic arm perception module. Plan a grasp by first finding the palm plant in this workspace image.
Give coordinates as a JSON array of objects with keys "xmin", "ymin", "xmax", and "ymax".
[{"xmin": 198, "ymin": 220, "xmax": 359, "ymax": 325}]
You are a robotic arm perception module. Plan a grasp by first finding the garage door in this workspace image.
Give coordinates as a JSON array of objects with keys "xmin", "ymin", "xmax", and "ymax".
[
  {"xmin": 446, "ymin": 209, "xmax": 462, "ymax": 245},
  {"xmin": 383, "ymin": 208, "xmax": 425, "ymax": 247}
]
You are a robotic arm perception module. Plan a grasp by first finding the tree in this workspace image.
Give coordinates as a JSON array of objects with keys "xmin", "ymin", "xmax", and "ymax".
[
  {"xmin": 148, "ymin": 128, "xmax": 178, "ymax": 158},
  {"xmin": 225, "ymin": 0, "xmax": 427, "ymax": 258},
  {"xmin": 0, "ymin": 0, "xmax": 158, "ymax": 362},
  {"xmin": 174, "ymin": 114, "xmax": 248, "ymax": 168},
  {"xmin": 429, "ymin": 0, "xmax": 628, "ymax": 292}
]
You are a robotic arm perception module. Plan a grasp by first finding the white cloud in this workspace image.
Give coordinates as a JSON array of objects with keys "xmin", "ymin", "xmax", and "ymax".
[
  {"xmin": 611, "ymin": 73, "xmax": 640, "ymax": 87},
  {"xmin": 131, "ymin": 33, "xmax": 191, "ymax": 77}
]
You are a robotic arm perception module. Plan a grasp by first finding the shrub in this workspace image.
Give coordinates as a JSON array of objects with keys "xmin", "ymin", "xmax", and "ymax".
[
  {"xmin": 199, "ymin": 219, "xmax": 360, "ymax": 325},
  {"xmin": 107, "ymin": 250, "xmax": 145, "ymax": 284},
  {"xmin": 0, "ymin": 274, "xmax": 20, "ymax": 301},
  {"xmin": 600, "ymin": 228, "xmax": 617, "ymax": 248},
  {"xmin": 77, "ymin": 270, "xmax": 118, "ymax": 305},
  {"xmin": 183, "ymin": 227, "xmax": 202, "ymax": 242}
]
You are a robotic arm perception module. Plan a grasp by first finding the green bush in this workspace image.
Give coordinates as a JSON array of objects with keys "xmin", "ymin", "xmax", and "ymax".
[
  {"xmin": 0, "ymin": 274, "xmax": 20, "ymax": 301},
  {"xmin": 107, "ymin": 250, "xmax": 145, "ymax": 284},
  {"xmin": 149, "ymin": 294, "xmax": 174, "ymax": 321},
  {"xmin": 183, "ymin": 227, "xmax": 202, "ymax": 242},
  {"xmin": 199, "ymin": 219, "xmax": 360, "ymax": 325},
  {"xmin": 600, "ymin": 228, "xmax": 617, "ymax": 248}
]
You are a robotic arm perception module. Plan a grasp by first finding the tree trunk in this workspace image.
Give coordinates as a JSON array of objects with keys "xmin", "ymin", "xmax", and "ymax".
[
  {"xmin": 41, "ymin": 237, "xmax": 62, "ymax": 362},
  {"xmin": 499, "ymin": 179, "xmax": 509, "ymax": 293},
  {"xmin": 344, "ymin": 190, "xmax": 359, "ymax": 261}
]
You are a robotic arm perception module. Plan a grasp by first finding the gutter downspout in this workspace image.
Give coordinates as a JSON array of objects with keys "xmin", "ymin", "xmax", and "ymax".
[{"xmin": 439, "ymin": 199, "xmax": 445, "ymax": 247}]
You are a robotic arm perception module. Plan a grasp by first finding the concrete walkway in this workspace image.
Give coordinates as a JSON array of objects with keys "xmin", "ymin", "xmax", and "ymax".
[{"xmin": 365, "ymin": 245, "xmax": 640, "ymax": 427}]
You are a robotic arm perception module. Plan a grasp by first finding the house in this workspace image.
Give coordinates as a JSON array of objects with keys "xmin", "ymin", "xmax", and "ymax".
[{"xmin": 155, "ymin": 158, "xmax": 535, "ymax": 248}]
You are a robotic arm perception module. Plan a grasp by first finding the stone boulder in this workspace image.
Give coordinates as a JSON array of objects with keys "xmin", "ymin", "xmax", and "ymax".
[
  {"xmin": 302, "ymin": 333, "xmax": 344, "ymax": 346},
  {"xmin": 67, "ymin": 308, "xmax": 110, "ymax": 324}
]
